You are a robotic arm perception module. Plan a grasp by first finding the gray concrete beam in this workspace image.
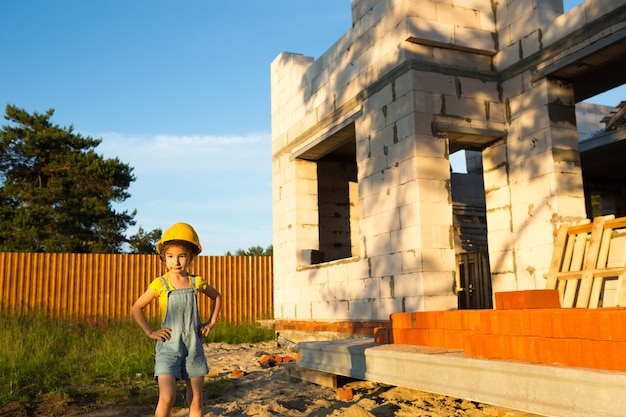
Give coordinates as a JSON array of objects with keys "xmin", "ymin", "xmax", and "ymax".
[{"xmin": 298, "ymin": 339, "xmax": 626, "ymax": 417}]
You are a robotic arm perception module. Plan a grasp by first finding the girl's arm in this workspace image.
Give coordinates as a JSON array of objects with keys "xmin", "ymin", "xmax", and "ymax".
[
  {"xmin": 132, "ymin": 289, "xmax": 172, "ymax": 342},
  {"xmin": 199, "ymin": 284, "xmax": 222, "ymax": 336}
]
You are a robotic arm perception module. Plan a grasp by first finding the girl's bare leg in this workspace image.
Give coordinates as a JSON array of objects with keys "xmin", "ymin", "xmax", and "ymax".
[
  {"xmin": 186, "ymin": 377, "xmax": 204, "ymax": 417},
  {"xmin": 155, "ymin": 375, "xmax": 177, "ymax": 417}
]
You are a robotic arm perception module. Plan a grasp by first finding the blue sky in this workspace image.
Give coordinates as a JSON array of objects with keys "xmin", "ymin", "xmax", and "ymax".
[
  {"xmin": 0, "ymin": 0, "xmax": 621, "ymax": 254},
  {"xmin": 0, "ymin": 1, "xmax": 351, "ymax": 254}
]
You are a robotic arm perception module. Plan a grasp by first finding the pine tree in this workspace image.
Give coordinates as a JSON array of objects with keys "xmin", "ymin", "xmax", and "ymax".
[{"xmin": 0, "ymin": 105, "xmax": 137, "ymax": 253}]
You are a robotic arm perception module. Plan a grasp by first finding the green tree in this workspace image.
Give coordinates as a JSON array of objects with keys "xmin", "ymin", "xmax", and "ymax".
[
  {"xmin": 225, "ymin": 244, "xmax": 273, "ymax": 256},
  {"xmin": 127, "ymin": 227, "xmax": 162, "ymax": 254},
  {"xmin": 0, "ymin": 105, "xmax": 138, "ymax": 253}
]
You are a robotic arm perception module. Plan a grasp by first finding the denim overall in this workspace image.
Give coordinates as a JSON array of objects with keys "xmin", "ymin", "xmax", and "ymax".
[{"xmin": 154, "ymin": 274, "xmax": 208, "ymax": 380}]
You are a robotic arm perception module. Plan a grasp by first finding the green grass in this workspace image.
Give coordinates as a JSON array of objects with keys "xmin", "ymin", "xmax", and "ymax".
[
  {"xmin": 203, "ymin": 321, "xmax": 275, "ymax": 344},
  {"xmin": 0, "ymin": 311, "xmax": 275, "ymax": 407}
]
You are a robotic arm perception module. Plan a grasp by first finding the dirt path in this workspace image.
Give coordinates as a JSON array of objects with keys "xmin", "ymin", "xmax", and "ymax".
[
  {"xmin": 188, "ymin": 341, "xmax": 493, "ymax": 417},
  {"xmin": 2, "ymin": 340, "xmax": 502, "ymax": 416}
]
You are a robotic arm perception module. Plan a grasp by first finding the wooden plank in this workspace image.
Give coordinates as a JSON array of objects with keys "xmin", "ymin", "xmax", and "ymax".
[
  {"xmin": 561, "ymin": 219, "xmax": 592, "ymax": 235},
  {"xmin": 616, "ymin": 274, "xmax": 626, "ymax": 307},
  {"xmin": 287, "ymin": 366, "xmax": 338, "ymax": 388},
  {"xmin": 562, "ymin": 232, "xmax": 587, "ymax": 308},
  {"xmin": 554, "ymin": 267, "xmax": 626, "ymax": 279},
  {"xmin": 558, "ymin": 228, "xmax": 579, "ymax": 299},
  {"xmin": 576, "ymin": 216, "xmax": 609, "ymax": 308},
  {"xmin": 544, "ymin": 215, "xmax": 626, "ymax": 309},
  {"xmin": 589, "ymin": 227, "xmax": 614, "ymax": 308},
  {"xmin": 605, "ymin": 216, "xmax": 626, "ymax": 229},
  {"xmin": 610, "ymin": 239, "xmax": 626, "ymax": 307},
  {"xmin": 545, "ymin": 224, "xmax": 569, "ymax": 290}
]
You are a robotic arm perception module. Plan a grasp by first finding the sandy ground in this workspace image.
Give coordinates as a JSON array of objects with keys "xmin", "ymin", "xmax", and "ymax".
[
  {"xmin": 1, "ymin": 340, "xmax": 504, "ymax": 416},
  {"xmin": 179, "ymin": 340, "xmax": 494, "ymax": 417}
]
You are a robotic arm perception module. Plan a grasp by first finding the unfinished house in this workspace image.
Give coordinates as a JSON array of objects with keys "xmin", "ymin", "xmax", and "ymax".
[{"xmin": 271, "ymin": 0, "xmax": 626, "ymax": 341}]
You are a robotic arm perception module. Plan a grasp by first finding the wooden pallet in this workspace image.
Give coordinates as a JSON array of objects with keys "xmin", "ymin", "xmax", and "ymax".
[{"xmin": 544, "ymin": 214, "xmax": 626, "ymax": 308}]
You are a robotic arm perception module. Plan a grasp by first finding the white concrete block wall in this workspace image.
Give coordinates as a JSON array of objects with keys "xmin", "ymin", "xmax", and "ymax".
[
  {"xmin": 271, "ymin": 0, "xmax": 610, "ymax": 327},
  {"xmin": 451, "ymin": 0, "xmax": 493, "ymax": 14},
  {"xmin": 483, "ymin": 70, "xmax": 587, "ymax": 292}
]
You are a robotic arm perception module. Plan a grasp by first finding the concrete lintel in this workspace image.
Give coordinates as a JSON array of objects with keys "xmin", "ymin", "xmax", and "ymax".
[
  {"xmin": 406, "ymin": 36, "xmax": 496, "ymax": 57},
  {"xmin": 298, "ymin": 339, "xmax": 626, "ymax": 417},
  {"xmin": 533, "ymin": 28, "xmax": 626, "ymax": 83},
  {"xmin": 291, "ymin": 108, "xmax": 362, "ymax": 161},
  {"xmin": 432, "ymin": 119, "xmax": 505, "ymax": 152},
  {"xmin": 432, "ymin": 120, "xmax": 505, "ymax": 138}
]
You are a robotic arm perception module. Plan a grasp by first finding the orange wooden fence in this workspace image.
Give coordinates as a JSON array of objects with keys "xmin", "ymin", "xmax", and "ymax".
[{"xmin": 0, "ymin": 252, "xmax": 273, "ymax": 323}]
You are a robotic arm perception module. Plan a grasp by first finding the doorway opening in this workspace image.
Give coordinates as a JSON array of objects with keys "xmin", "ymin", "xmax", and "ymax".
[{"xmin": 450, "ymin": 149, "xmax": 493, "ymax": 309}]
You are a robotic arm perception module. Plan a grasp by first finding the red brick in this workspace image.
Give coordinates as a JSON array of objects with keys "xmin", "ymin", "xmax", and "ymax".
[
  {"xmin": 448, "ymin": 310, "xmax": 464, "ymax": 330},
  {"xmin": 434, "ymin": 311, "xmax": 446, "ymax": 329},
  {"xmin": 416, "ymin": 328, "xmax": 430, "ymax": 345},
  {"xmin": 444, "ymin": 329, "xmax": 464, "ymax": 349},
  {"xmin": 391, "ymin": 328, "xmax": 404, "ymax": 344},
  {"xmin": 537, "ymin": 309, "xmax": 555, "ymax": 337},
  {"xmin": 392, "ymin": 328, "xmax": 426, "ymax": 345},
  {"xmin": 337, "ymin": 387, "xmax": 353, "ymax": 401},
  {"xmin": 462, "ymin": 331, "xmax": 480, "ymax": 357},
  {"xmin": 501, "ymin": 335, "xmax": 515, "ymax": 359},
  {"xmin": 565, "ymin": 338, "xmax": 584, "ymax": 367},
  {"xmin": 519, "ymin": 289, "xmax": 560, "ymax": 309},
  {"xmin": 479, "ymin": 310, "xmax": 493, "ymax": 334},
  {"xmin": 494, "ymin": 292, "xmax": 510, "ymax": 310},
  {"xmin": 562, "ymin": 309, "xmax": 583, "ymax": 339},
  {"xmin": 550, "ymin": 310, "xmax": 567, "ymax": 338},
  {"xmin": 475, "ymin": 333, "xmax": 492, "ymax": 358},
  {"xmin": 536, "ymin": 337, "xmax": 557, "ymax": 365},
  {"xmin": 524, "ymin": 310, "xmax": 542, "ymax": 337},
  {"xmin": 435, "ymin": 311, "xmax": 447, "ymax": 329},
  {"xmin": 596, "ymin": 308, "xmax": 626, "ymax": 341},
  {"xmin": 547, "ymin": 338, "xmax": 567, "ymax": 366},
  {"xmin": 429, "ymin": 328, "xmax": 446, "ymax": 347},
  {"xmin": 490, "ymin": 311, "xmax": 504, "ymax": 335},
  {"xmin": 391, "ymin": 312, "xmax": 411, "ymax": 329},
  {"xmin": 494, "ymin": 290, "xmax": 561, "ymax": 310},
  {"xmin": 482, "ymin": 405, "xmax": 511, "ymax": 416},
  {"xmin": 610, "ymin": 308, "xmax": 626, "ymax": 342},
  {"xmin": 518, "ymin": 311, "xmax": 531, "ymax": 336},
  {"xmin": 461, "ymin": 310, "xmax": 483, "ymax": 331},
  {"xmin": 506, "ymin": 310, "xmax": 522, "ymax": 336},
  {"xmin": 509, "ymin": 335, "xmax": 526, "ymax": 361},
  {"xmin": 374, "ymin": 326, "xmax": 390, "ymax": 344},
  {"xmin": 583, "ymin": 340, "xmax": 614, "ymax": 370},
  {"xmin": 607, "ymin": 341, "xmax": 626, "ymax": 372},
  {"xmin": 483, "ymin": 334, "xmax": 506, "ymax": 359},
  {"xmin": 580, "ymin": 339, "xmax": 603, "ymax": 370},
  {"xmin": 525, "ymin": 336, "xmax": 541, "ymax": 363},
  {"xmin": 578, "ymin": 309, "xmax": 601, "ymax": 340}
]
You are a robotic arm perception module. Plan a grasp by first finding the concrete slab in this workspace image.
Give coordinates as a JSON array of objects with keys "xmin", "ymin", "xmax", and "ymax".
[{"xmin": 298, "ymin": 339, "xmax": 626, "ymax": 417}]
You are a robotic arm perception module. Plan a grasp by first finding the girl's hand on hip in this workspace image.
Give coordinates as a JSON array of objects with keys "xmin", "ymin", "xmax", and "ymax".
[
  {"xmin": 199, "ymin": 323, "xmax": 214, "ymax": 337},
  {"xmin": 149, "ymin": 328, "xmax": 172, "ymax": 342}
]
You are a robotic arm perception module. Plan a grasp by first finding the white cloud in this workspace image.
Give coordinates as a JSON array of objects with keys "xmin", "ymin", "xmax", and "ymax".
[
  {"xmin": 93, "ymin": 131, "xmax": 273, "ymax": 255},
  {"xmin": 97, "ymin": 131, "xmax": 271, "ymax": 173}
]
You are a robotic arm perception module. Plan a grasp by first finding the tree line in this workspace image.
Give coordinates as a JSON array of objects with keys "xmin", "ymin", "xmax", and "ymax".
[{"xmin": 0, "ymin": 105, "xmax": 270, "ymax": 255}]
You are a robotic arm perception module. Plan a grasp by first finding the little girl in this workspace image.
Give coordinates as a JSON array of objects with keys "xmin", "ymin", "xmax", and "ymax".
[{"xmin": 132, "ymin": 222, "xmax": 222, "ymax": 417}]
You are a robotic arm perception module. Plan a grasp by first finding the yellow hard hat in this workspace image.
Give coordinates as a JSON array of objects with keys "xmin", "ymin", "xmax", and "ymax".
[{"xmin": 156, "ymin": 222, "xmax": 202, "ymax": 255}]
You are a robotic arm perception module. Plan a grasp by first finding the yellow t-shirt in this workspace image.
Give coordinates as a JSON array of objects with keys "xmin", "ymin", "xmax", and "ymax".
[{"xmin": 148, "ymin": 273, "xmax": 208, "ymax": 323}]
